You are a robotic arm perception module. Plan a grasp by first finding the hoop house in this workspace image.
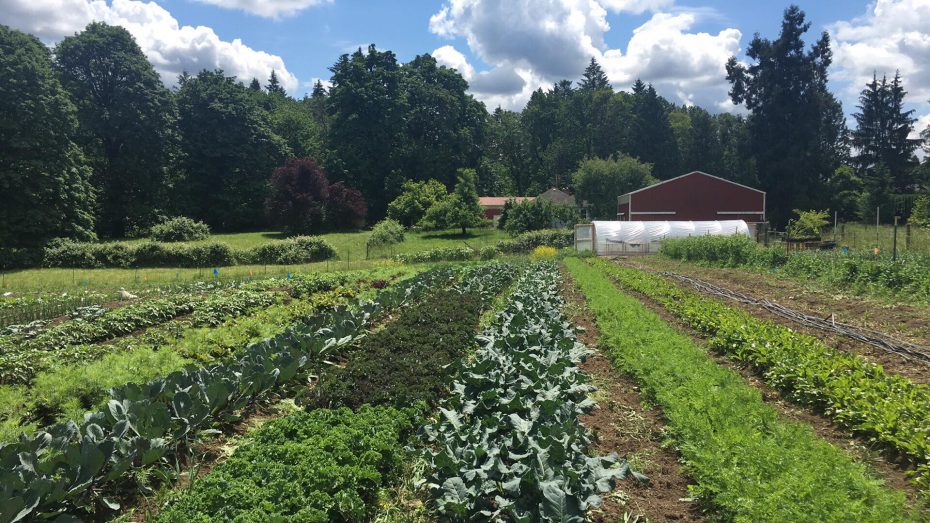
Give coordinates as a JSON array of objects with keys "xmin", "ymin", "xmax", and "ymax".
[{"xmin": 575, "ymin": 220, "xmax": 749, "ymax": 255}]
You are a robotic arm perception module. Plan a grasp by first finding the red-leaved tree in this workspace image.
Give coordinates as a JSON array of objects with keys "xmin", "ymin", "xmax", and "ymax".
[
  {"xmin": 266, "ymin": 158, "xmax": 330, "ymax": 234},
  {"xmin": 266, "ymin": 158, "xmax": 367, "ymax": 233},
  {"xmin": 326, "ymin": 182, "xmax": 367, "ymax": 229}
]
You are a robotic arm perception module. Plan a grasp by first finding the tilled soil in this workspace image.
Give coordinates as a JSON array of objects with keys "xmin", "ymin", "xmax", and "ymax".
[
  {"xmin": 628, "ymin": 256, "xmax": 930, "ymax": 385},
  {"xmin": 599, "ymin": 264, "xmax": 927, "ymax": 511},
  {"xmin": 561, "ymin": 269, "xmax": 704, "ymax": 522}
]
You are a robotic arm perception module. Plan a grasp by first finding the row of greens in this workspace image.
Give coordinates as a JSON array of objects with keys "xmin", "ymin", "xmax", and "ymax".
[
  {"xmin": 390, "ymin": 229, "xmax": 576, "ymax": 265},
  {"xmin": 152, "ymin": 263, "xmax": 515, "ymax": 521},
  {"xmin": 0, "ymin": 268, "xmax": 448, "ymax": 522},
  {"xmin": 566, "ymin": 258, "xmax": 914, "ymax": 522},
  {"xmin": 316, "ymin": 263, "xmax": 515, "ymax": 410},
  {"xmin": 0, "ymin": 283, "xmax": 364, "ymax": 444},
  {"xmin": 590, "ymin": 258, "xmax": 930, "ymax": 494},
  {"xmin": 155, "ymin": 406, "xmax": 421, "ymax": 522},
  {"xmin": 0, "ymin": 290, "xmax": 281, "ymax": 385},
  {"xmin": 659, "ymin": 235, "xmax": 930, "ymax": 302},
  {"xmin": 422, "ymin": 262, "xmax": 633, "ymax": 521},
  {"xmin": 0, "ymin": 272, "xmax": 357, "ymax": 386}
]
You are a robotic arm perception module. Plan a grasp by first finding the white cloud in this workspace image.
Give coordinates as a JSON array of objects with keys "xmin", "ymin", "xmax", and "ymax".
[
  {"xmin": 432, "ymin": 44, "xmax": 475, "ymax": 79},
  {"xmin": 428, "ymin": 0, "xmax": 741, "ymax": 110},
  {"xmin": 829, "ymin": 0, "xmax": 930, "ymax": 103},
  {"xmin": 192, "ymin": 0, "xmax": 329, "ymax": 19},
  {"xmin": 0, "ymin": 0, "xmax": 299, "ymax": 92}
]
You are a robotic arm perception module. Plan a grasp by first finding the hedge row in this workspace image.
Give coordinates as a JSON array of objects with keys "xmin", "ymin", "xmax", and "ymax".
[
  {"xmin": 591, "ymin": 258, "xmax": 930, "ymax": 494},
  {"xmin": 567, "ymin": 258, "xmax": 912, "ymax": 522},
  {"xmin": 39, "ymin": 236, "xmax": 337, "ymax": 269}
]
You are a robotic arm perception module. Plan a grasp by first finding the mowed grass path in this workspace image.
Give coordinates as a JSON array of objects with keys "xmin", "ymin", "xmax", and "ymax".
[{"xmin": 1, "ymin": 228, "xmax": 508, "ymax": 293}]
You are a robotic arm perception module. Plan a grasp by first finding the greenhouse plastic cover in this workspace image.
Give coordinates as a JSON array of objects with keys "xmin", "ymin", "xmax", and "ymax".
[{"xmin": 592, "ymin": 220, "xmax": 749, "ymax": 245}]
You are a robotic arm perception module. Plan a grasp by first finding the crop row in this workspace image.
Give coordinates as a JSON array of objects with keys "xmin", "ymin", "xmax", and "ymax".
[
  {"xmin": 566, "ymin": 258, "xmax": 913, "ymax": 522},
  {"xmin": 422, "ymin": 262, "xmax": 632, "ymax": 522},
  {"xmin": 0, "ymin": 285, "xmax": 363, "ymax": 444},
  {"xmin": 155, "ymin": 406, "xmax": 420, "ymax": 522},
  {"xmin": 0, "ymin": 273, "xmax": 357, "ymax": 386},
  {"xmin": 152, "ymin": 263, "xmax": 514, "ymax": 520},
  {"xmin": 316, "ymin": 263, "xmax": 515, "ymax": 410},
  {"xmin": 588, "ymin": 258, "xmax": 930, "ymax": 494},
  {"xmin": 0, "ymin": 268, "xmax": 450, "ymax": 522},
  {"xmin": 660, "ymin": 235, "xmax": 930, "ymax": 302}
]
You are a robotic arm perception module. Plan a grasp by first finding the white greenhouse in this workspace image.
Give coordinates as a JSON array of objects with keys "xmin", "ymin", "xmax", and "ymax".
[{"xmin": 574, "ymin": 220, "xmax": 750, "ymax": 255}]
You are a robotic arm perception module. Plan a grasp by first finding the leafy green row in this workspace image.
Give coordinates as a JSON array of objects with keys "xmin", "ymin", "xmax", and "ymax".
[
  {"xmin": 590, "ymin": 257, "xmax": 930, "ymax": 492},
  {"xmin": 316, "ymin": 263, "xmax": 515, "ymax": 410},
  {"xmin": 659, "ymin": 234, "xmax": 930, "ymax": 302},
  {"xmin": 392, "ymin": 246, "xmax": 497, "ymax": 264},
  {"xmin": 155, "ymin": 406, "xmax": 421, "ymax": 522},
  {"xmin": 0, "ymin": 268, "xmax": 450, "ymax": 522},
  {"xmin": 422, "ymin": 262, "xmax": 631, "ymax": 522},
  {"xmin": 0, "ymin": 290, "xmax": 279, "ymax": 385},
  {"xmin": 567, "ymin": 258, "xmax": 914, "ymax": 522},
  {"xmin": 0, "ymin": 286, "xmax": 360, "ymax": 444}
]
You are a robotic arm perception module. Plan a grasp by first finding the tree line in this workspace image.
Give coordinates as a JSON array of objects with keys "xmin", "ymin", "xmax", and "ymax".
[{"xmin": 2, "ymin": 4, "xmax": 930, "ymax": 250}]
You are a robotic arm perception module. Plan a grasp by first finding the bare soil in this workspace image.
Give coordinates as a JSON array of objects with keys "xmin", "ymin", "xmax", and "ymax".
[
  {"xmin": 628, "ymin": 256, "xmax": 930, "ymax": 385},
  {"xmin": 561, "ymin": 269, "xmax": 704, "ymax": 522},
  {"xmin": 599, "ymin": 263, "xmax": 928, "ymax": 511}
]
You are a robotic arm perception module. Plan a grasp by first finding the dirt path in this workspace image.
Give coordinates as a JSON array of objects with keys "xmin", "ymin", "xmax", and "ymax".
[
  {"xmin": 561, "ymin": 269, "xmax": 704, "ymax": 522},
  {"xmin": 597, "ymin": 263, "xmax": 928, "ymax": 511},
  {"xmin": 628, "ymin": 256, "xmax": 930, "ymax": 385}
]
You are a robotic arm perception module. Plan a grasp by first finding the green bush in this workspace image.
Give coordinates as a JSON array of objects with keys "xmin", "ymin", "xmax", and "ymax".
[
  {"xmin": 495, "ymin": 229, "xmax": 574, "ymax": 253},
  {"xmin": 149, "ymin": 216, "xmax": 210, "ymax": 242},
  {"xmin": 501, "ymin": 198, "xmax": 578, "ymax": 234},
  {"xmin": 366, "ymin": 219, "xmax": 405, "ymax": 249},
  {"xmin": 156, "ymin": 406, "xmax": 419, "ymax": 522},
  {"xmin": 242, "ymin": 235, "xmax": 336, "ymax": 265}
]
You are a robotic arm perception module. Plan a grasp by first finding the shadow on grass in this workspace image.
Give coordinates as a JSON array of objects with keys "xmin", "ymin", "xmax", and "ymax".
[
  {"xmin": 419, "ymin": 230, "xmax": 486, "ymax": 240},
  {"xmin": 258, "ymin": 232, "xmax": 289, "ymax": 240}
]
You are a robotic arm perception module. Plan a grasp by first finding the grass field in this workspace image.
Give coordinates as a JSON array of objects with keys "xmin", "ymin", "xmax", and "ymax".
[{"xmin": 0, "ymin": 228, "xmax": 509, "ymax": 293}]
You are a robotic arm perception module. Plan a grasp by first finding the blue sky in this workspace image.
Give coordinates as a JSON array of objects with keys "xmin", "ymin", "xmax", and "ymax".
[{"xmin": 3, "ymin": 0, "xmax": 929, "ymax": 131}]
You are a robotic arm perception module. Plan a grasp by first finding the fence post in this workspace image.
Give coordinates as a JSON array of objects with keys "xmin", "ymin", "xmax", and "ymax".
[{"xmin": 906, "ymin": 224, "xmax": 911, "ymax": 251}]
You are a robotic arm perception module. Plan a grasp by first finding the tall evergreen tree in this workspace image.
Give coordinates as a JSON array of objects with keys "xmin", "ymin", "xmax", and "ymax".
[
  {"xmin": 311, "ymin": 79, "xmax": 327, "ymax": 98},
  {"xmin": 176, "ymin": 70, "xmax": 289, "ymax": 229},
  {"xmin": 851, "ymin": 72, "xmax": 919, "ymax": 192},
  {"xmin": 0, "ymin": 25, "xmax": 96, "ymax": 248},
  {"xmin": 629, "ymin": 82, "xmax": 679, "ymax": 179},
  {"xmin": 725, "ymin": 5, "xmax": 846, "ymax": 225},
  {"xmin": 326, "ymin": 45, "xmax": 405, "ymax": 218},
  {"xmin": 579, "ymin": 57, "xmax": 610, "ymax": 90},
  {"xmin": 266, "ymin": 70, "xmax": 286, "ymax": 96},
  {"xmin": 248, "ymin": 78, "xmax": 262, "ymax": 91},
  {"xmin": 54, "ymin": 22, "xmax": 176, "ymax": 237}
]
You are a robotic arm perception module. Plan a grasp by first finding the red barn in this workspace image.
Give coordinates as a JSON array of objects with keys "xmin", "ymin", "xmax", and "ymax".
[{"xmin": 617, "ymin": 171, "xmax": 765, "ymax": 223}]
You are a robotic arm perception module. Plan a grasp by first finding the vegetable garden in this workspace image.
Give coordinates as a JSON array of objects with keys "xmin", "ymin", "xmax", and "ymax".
[{"xmin": 1, "ymin": 253, "xmax": 929, "ymax": 522}]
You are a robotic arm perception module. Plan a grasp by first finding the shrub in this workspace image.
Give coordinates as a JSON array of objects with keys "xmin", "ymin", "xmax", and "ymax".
[
  {"xmin": 910, "ymin": 194, "xmax": 930, "ymax": 228},
  {"xmin": 496, "ymin": 229, "xmax": 574, "ymax": 253},
  {"xmin": 502, "ymin": 199, "xmax": 579, "ymax": 234},
  {"xmin": 243, "ymin": 236, "xmax": 336, "ymax": 265},
  {"xmin": 265, "ymin": 157, "xmax": 367, "ymax": 234},
  {"xmin": 149, "ymin": 216, "xmax": 210, "ymax": 242},
  {"xmin": 787, "ymin": 209, "xmax": 829, "ymax": 239},
  {"xmin": 366, "ymin": 219, "xmax": 405, "ymax": 249}
]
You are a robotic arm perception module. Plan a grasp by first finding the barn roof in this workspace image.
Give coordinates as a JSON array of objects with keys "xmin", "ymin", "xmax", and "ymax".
[
  {"xmin": 478, "ymin": 196, "xmax": 535, "ymax": 207},
  {"xmin": 620, "ymin": 171, "xmax": 765, "ymax": 197},
  {"xmin": 537, "ymin": 188, "xmax": 576, "ymax": 206}
]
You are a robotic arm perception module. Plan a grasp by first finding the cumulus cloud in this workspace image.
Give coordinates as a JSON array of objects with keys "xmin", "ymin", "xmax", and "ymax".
[
  {"xmin": 429, "ymin": 0, "xmax": 741, "ymax": 110},
  {"xmin": 432, "ymin": 44, "xmax": 475, "ymax": 79},
  {"xmin": 0, "ymin": 0, "xmax": 299, "ymax": 92},
  {"xmin": 192, "ymin": 0, "xmax": 329, "ymax": 19},
  {"xmin": 829, "ymin": 0, "xmax": 930, "ymax": 102}
]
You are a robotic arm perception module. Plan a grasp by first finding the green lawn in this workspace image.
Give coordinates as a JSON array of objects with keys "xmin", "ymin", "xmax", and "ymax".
[{"xmin": 0, "ymin": 228, "xmax": 509, "ymax": 293}]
